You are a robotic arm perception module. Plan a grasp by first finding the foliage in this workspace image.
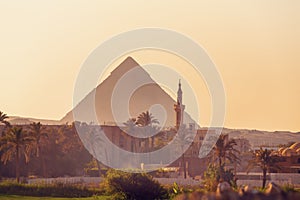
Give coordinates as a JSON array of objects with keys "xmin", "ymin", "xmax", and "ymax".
[
  {"xmin": 170, "ymin": 182, "xmax": 193, "ymax": 199},
  {"xmin": 28, "ymin": 122, "xmax": 48, "ymax": 158},
  {"xmin": 0, "ymin": 127, "xmax": 34, "ymax": 182},
  {"xmin": 0, "ymin": 195, "xmax": 110, "ymax": 200},
  {"xmin": 136, "ymin": 111, "xmax": 159, "ymax": 127},
  {"xmin": 124, "ymin": 111, "xmax": 160, "ymax": 153},
  {"xmin": 0, "ymin": 181, "xmax": 100, "ymax": 197},
  {"xmin": 0, "ymin": 111, "xmax": 10, "ymax": 127},
  {"xmin": 281, "ymin": 183, "xmax": 296, "ymax": 192},
  {"xmin": 247, "ymin": 148, "xmax": 280, "ymax": 188},
  {"xmin": 222, "ymin": 168, "xmax": 237, "ymax": 189},
  {"xmin": 174, "ymin": 126, "xmax": 193, "ymax": 179},
  {"xmin": 202, "ymin": 134, "xmax": 240, "ymax": 192},
  {"xmin": 0, "ymin": 123, "xmax": 91, "ymax": 178},
  {"xmin": 104, "ymin": 169, "xmax": 168, "ymax": 200},
  {"xmin": 212, "ymin": 134, "xmax": 240, "ymax": 170},
  {"xmin": 0, "ymin": 127, "xmax": 32, "ymax": 164},
  {"xmin": 84, "ymin": 159, "xmax": 108, "ymax": 177},
  {"xmin": 202, "ymin": 163, "xmax": 236, "ymax": 192},
  {"xmin": 202, "ymin": 164, "xmax": 219, "ymax": 192}
]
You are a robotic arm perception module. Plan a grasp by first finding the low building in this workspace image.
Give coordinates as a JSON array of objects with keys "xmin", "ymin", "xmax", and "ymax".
[{"xmin": 273, "ymin": 142, "xmax": 300, "ymax": 173}]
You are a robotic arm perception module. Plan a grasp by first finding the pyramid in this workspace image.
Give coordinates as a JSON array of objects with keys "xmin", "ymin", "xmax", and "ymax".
[{"xmin": 60, "ymin": 57, "xmax": 180, "ymax": 127}]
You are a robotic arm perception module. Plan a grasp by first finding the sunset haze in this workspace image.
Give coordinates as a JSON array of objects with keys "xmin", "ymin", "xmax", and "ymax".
[{"xmin": 0, "ymin": 0, "xmax": 299, "ymax": 132}]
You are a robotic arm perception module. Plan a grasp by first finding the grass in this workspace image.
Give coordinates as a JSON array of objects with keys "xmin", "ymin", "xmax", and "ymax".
[
  {"xmin": 0, "ymin": 195, "xmax": 110, "ymax": 200},
  {"xmin": 0, "ymin": 181, "xmax": 102, "ymax": 198}
]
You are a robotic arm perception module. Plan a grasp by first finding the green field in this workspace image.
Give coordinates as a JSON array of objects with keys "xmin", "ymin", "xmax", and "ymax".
[{"xmin": 0, "ymin": 195, "xmax": 110, "ymax": 200}]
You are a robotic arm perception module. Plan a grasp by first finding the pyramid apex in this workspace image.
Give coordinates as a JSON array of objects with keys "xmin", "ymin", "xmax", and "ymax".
[
  {"xmin": 109, "ymin": 56, "xmax": 141, "ymax": 77},
  {"xmin": 122, "ymin": 56, "xmax": 139, "ymax": 65}
]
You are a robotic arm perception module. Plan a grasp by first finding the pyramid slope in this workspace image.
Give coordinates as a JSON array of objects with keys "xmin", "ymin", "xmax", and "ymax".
[{"xmin": 60, "ymin": 57, "xmax": 182, "ymax": 127}]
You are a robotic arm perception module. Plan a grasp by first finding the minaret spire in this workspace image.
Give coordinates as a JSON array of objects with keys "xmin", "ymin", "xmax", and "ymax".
[
  {"xmin": 174, "ymin": 79, "xmax": 185, "ymax": 130},
  {"xmin": 177, "ymin": 79, "xmax": 182, "ymax": 104}
]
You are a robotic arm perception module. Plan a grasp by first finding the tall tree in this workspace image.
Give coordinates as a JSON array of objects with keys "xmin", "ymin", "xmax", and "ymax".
[
  {"xmin": 247, "ymin": 148, "xmax": 280, "ymax": 188},
  {"xmin": 213, "ymin": 134, "xmax": 240, "ymax": 168},
  {"xmin": 135, "ymin": 111, "xmax": 159, "ymax": 152},
  {"xmin": 174, "ymin": 127, "xmax": 193, "ymax": 179},
  {"xmin": 87, "ymin": 125, "xmax": 106, "ymax": 177},
  {"xmin": 0, "ymin": 111, "xmax": 10, "ymax": 127},
  {"xmin": 135, "ymin": 111, "xmax": 159, "ymax": 165},
  {"xmin": 29, "ymin": 122, "xmax": 47, "ymax": 158},
  {"xmin": 124, "ymin": 118, "xmax": 139, "ymax": 152},
  {"xmin": 28, "ymin": 122, "xmax": 48, "ymax": 177},
  {"xmin": 56, "ymin": 122, "xmax": 90, "ymax": 176},
  {"xmin": 211, "ymin": 134, "xmax": 240, "ymax": 181},
  {"xmin": 0, "ymin": 127, "xmax": 33, "ymax": 182},
  {"xmin": 136, "ymin": 111, "xmax": 159, "ymax": 127},
  {"xmin": 124, "ymin": 118, "xmax": 136, "ymax": 132}
]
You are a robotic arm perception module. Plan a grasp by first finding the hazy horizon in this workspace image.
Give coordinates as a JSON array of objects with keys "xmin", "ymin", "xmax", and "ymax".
[{"xmin": 0, "ymin": 1, "xmax": 299, "ymax": 132}]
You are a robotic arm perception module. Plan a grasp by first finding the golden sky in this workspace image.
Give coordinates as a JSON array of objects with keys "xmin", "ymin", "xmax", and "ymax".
[{"xmin": 0, "ymin": 0, "xmax": 299, "ymax": 132}]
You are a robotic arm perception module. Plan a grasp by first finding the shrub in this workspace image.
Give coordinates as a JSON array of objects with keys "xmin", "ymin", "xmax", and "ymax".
[
  {"xmin": 281, "ymin": 183, "xmax": 296, "ymax": 192},
  {"xmin": 202, "ymin": 164, "xmax": 219, "ymax": 192},
  {"xmin": 169, "ymin": 182, "xmax": 194, "ymax": 199},
  {"xmin": 201, "ymin": 164, "xmax": 236, "ymax": 192},
  {"xmin": 104, "ymin": 169, "xmax": 169, "ymax": 200}
]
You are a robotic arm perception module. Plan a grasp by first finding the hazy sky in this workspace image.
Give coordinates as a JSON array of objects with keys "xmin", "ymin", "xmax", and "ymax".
[{"xmin": 0, "ymin": 0, "xmax": 299, "ymax": 132}]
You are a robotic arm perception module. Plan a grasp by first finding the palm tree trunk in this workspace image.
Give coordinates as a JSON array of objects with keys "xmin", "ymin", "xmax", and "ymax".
[
  {"xmin": 182, "ymin": 153, "xmax": 187, "ymax": 179},
  {"xmin": 262, "ymin": 168, "xmax": 267, "ymax": 188},
  {"xmin": 96, "ymin": 160, "xmax": 101, "ymax": 177},
  {"xmin": 92, "ymin": 148, "xmax": 102, "ymax": 177},
  {"xmin": 218, "ymin": 157, "xmax": 222, "ymax": 180},
  {"xmin": 145, "ymin": 139, "xmax": 149, "ymax": 152},
  {"xmin": 151, "ymin": 137, "xmax": 154, "ymax": 149},
  {"xmin": 16, "ymin": 145, "xmax": 20, "ymax": 183},
  {"xmin": 41, "ymin": 154, "xmax": 47, "ymax": 177},
  {"xmin": 36, "ymin": 143, "xmax": 40, "ymax": 158}
]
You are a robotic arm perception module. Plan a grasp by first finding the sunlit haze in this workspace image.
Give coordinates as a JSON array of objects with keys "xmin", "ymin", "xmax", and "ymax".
[{"xmin": 0, "ymin": 0, "xmax": 299, "ymax": 132}]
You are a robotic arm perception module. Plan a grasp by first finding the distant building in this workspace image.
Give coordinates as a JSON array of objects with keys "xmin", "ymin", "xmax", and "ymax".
[
  {"xmin": 82, "ymin": 79, "xmax": 219, "ymax": 177},
  {"xmin": 168, "ymin": 81, "xmax": 216, "ymax": 177},
  {"xmin": 273, "ymin": 142, "xmax": 300, "ymax": 173},
  {"xmin": 233, "ymin": 137, "xmax": 251, "ymax": 153}
]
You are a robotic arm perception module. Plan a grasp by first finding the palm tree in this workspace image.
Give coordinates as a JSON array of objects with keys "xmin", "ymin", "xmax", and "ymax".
[
  {"xmin": 212, "ymin": 134, "xmax": 240, "ymax": 180},
  {"xmin": 212, "ymin": 134, "xmax": 240, "ymax": 181},
  {"xmin": 247, "ymin": 148, "xmax": 280, "ymax": 188},
  {"xmin": 29, "ymin": 122, "xmax": 47, "ymax": 158},
  {"xmin": 87, "ymin": 125, "xmax": 106, "ymax": 177},
  {"xmin": 124, "ymin": 118, "xmax": 139, "ymax": 152},
  {"xmin": 135, "ymin": 111, "xmax": 159, "ymax": 152},
  {"xmin": 174, "ymin": 127, "xmax": 193, "ymax": 179},
  {"xmin": 0, "ymin": 111, "xmax": 10, "ymax": 127},
  {"xmin": 0, "ymin": 127, "xmax": 33, "ymax": 182},
  {"xmin": 135, "ymin": 111, "xmax": 159, "ymax": 165},
  {"xmin": 136, "ymin": 111, "xmax": 159, "ymax": 127},
  {"xmin": 124, "ymin": 118, "xmax": 137, "ymax": 136},
  {"xmin": 28, "ymin": 122, "xmax": 48, "ymax": 177}
]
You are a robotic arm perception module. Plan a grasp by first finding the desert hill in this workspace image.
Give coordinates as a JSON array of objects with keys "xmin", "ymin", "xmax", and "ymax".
[{"xmin": 7, "ymin": 116, "xmax": 60, "ymax": 125}]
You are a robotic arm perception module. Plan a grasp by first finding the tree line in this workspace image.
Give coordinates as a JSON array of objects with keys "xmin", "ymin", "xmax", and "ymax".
[
  {"xmin": 0, "ymin": 111, "xmax": 91, "ymax": 182},
  {"xmin": 0, "ymin": 111, "xmax": 280, "ymax": 188}
]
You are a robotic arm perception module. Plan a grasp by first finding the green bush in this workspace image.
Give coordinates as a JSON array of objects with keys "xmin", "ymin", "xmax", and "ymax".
[
  {"xmin": 201, "ymin": 164, "xmax": 236, "ymax": 192},
  {"xmin": 202, "ymin": 164, "xmax": 219, "ymax": 192},
  {"xmin": 169, "ymin": 182, "xmax": 194, "ymax": 199},
  {"xmin": 104, "ymin": 169, "xmax": 169, "ymax": 200},
  {"xmin": 281, "ymin": 183, "xmax": 296, "ymax": 192},
  {"xmin": 0, "ymin": 180, "xmax": 100, "ymax": 197}
]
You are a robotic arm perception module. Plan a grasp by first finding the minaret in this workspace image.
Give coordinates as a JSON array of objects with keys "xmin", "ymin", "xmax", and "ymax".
[{"xmin": 174, "ymin": 80, "xmax": 185, "ymax": 130}]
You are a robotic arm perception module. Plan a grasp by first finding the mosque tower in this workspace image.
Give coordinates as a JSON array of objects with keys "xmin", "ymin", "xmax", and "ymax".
[{"xmin": 174, "ymin": 80, "xmax": 185, "ymax": 130}]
